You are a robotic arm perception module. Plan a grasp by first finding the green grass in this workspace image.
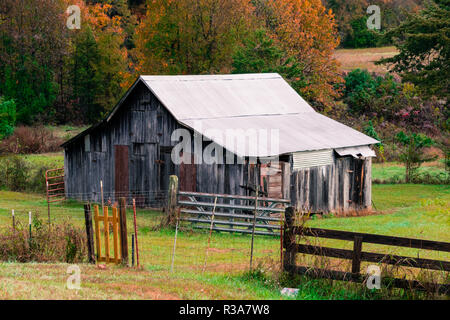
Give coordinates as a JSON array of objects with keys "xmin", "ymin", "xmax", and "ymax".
[
  {"xmin": 15, "ymin": 153, "xmax": 64, "ymax": 168},
  {"xmin": 372, "ymin": 161, "xmax": 449, "ymax": 183},
  {"xmin": 45, "ymin": 125, "xmax": 88, "ymax": 141},
  {"xmin": 0, "ymin": 183, "xmax": 448, "ymax": 299}
]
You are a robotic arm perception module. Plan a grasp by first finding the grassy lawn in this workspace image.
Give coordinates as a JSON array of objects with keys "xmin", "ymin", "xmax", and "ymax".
[
  {"xmin": 46, "ymin": 125, "xmax": 88, "ymax": 141},
  {"xmin": 372, "ymin": 161, "xmax": 448, "ymax": 184},
  {"xmin": 0, "ymin": 182, "xmax": 448, "ymax": 299}
]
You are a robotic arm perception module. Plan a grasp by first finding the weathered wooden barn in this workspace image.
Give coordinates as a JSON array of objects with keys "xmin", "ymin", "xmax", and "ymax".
[{"xmin": 62, "ymin": 73, "xmax": 378, "ymax": 213}]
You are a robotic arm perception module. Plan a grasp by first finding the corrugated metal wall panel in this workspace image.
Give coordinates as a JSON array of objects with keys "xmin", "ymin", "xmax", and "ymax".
[{"xmin": 293, "ymin": 149, "xmax": 333, "ymax": 170}]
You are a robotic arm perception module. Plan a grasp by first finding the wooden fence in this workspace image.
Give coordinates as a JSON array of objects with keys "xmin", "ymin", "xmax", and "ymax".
[
  {"xmin": 176, "ymin": 190, "xmax": 289, "ymax": 237},
  {"xmin": 283, "ymin": 208, "xmax": 450, "ymax": 294},
  {"xmin": 84, "ymin": 198, "xmax": 129, "ymax": 265}
]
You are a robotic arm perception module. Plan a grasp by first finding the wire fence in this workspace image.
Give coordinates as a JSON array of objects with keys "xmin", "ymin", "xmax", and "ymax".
[{"xmin": 0, "ymin": 191, "xmax": 284, "ymax": 278}]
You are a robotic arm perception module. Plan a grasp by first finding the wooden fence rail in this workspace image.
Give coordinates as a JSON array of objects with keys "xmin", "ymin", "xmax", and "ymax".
[{"xmin": 283, "ymin": 207, "xmax": 450, "ymax": 295}]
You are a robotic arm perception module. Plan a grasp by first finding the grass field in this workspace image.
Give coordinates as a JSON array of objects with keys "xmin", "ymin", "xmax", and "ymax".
[
  {"xmin": 372, "ymin": 161, "xmax": 448, "ymax": 183},
  {"xmin": 333, "ymin": 46, "xmax": 398, "ymax": 74},
  {"xmin": 0, "ymin": 183, "xmax": 448, "ymax": 299}
]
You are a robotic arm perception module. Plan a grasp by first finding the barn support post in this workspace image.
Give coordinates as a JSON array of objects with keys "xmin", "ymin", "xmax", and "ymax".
[
  {"xmin": 119, "ymin": 197, "xmax": 129, "ymax": 266},
  {"xmin": 281, "ymin": 162, "xmax": 291, "ymax": 200},
  {"xmin": 167, "ymin": 175, "xmax": 179, "ymax": 225},
  {"xmin": 289, "ymin": 171, "xmax": 298, "ymax": 211},
  {"xmin": 283, "ymin": 206, "xmax": 296, "ymax": 272},
  {"xmin": 83, "ymin": 204, "xmax": 96, "ymax": 264}
]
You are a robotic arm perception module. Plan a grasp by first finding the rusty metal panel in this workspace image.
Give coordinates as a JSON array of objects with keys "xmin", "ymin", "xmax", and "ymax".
[
  {"xmin": 179, "ymin": 153, "xmax": 196, "ymax": 192},
  {"xmin": 114, "ymin": 145, "xmax": 129, "ymax": 200}
]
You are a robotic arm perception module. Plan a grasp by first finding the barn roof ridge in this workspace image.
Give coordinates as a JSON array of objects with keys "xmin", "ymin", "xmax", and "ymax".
[{"xmin": 140, "ymin": 73, "xmax": 282, "ymax": 82}]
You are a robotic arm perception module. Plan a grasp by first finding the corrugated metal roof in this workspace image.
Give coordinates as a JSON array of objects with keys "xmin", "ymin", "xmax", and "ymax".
[
  {"xmin": 182, "ymin": 113, "xmax": 378, "ymax": 157},
  {"xmin": 335, "ymin": 145, "xmax": 376, "ymax": 158},
  {"xmin": 293, "ymin": 149, "xmax": 334, "ymax": 170},
  {"xmin": 139, "ymin": 73, "xmax": 378, "ymax": 156},
  {"xmin": 63, "ymin": 73, "xmax": 379, "ymax": 154},
  {"xmin": 141, "ymin": 73, "xmax": 314, "ymax": 120}
]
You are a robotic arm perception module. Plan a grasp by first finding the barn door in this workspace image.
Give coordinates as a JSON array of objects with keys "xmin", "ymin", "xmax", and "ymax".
[
  {"xmin": 179, "ymin": 152, "xmax": 196, "ymax": 192},
  {"xmin": 114, "ymin": 145, "xmax": 129, "ymax": 201},
  {"xmin": 350, "ymin": 158, "xmax": 365, "ymax": 208},
  {"xmin": 159, "ymin": 146, "xmax": 176, "ymax": 194}
]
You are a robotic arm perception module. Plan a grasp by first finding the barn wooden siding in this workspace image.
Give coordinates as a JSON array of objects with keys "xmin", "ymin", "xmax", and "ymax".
[
  {"xmin": 290, "ymin": 156, "xmax": 372, "ymax": 214},
  {"xmin": 64, "ymin": 81, "xmax": 261, "ymax": 206}
]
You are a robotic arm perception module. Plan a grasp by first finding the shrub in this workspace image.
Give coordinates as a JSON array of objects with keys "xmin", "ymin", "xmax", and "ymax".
[
  {"xmin": 0, "ymin": 155, "xmax": 29, "ymax": 191},
  {"xmin": 344, "ymin": 71, "xmax": 445, "ymax": 135},
  {"xmin": 0, "ymin": 155, "xmax": 56, "ymax": 193},
  {"xmin": 396, "ymin": 132, "xmax": 436, "ymax": 183},
  {"xmin": 343, "ymin": 17, "xmax": 382, "ymax": 48},
  {"xmin": 0, "ymin": 214, "xmax": 87, "ymax": 263},
  {"xmin": 0, "ymin": 126, "xmax": 63, "ymax": 154}
]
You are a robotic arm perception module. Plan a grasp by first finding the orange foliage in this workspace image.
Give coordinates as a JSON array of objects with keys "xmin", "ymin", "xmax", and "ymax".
[{"xmin": 263, "ymin": 0, "xmax": 343, "ymax": 107}]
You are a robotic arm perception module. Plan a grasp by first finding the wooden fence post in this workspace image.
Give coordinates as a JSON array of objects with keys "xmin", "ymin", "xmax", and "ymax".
[
  {"xmin": 167, "ymin": 175, "xmax": 178, "ymax": 225},
  {"xmin": 84, "ymin": 204, "xmax": 96, "ymax": 264},
  {"xmin": 93, "ymin": 205, "xmax": 101, "ymax": 261},
  {"xmin": 104, "ymin": 206, "xmax": 110, "ymax": 263},
  {"xmin": 132, "ymin": 198, "xmax": 140, "ymax": 268},
  {"xmin": 12, "ymin": 209, "xmax": 15, "ymax": 232},
  {"xmin": 112, "ymin": 207, "xmax": 120, "ymax": 264},
  {"xmin": 119, "ymin": 197, "xmax": 129, "ymax": 266},
  {"xmin": 352, "ymin": 236, "xmax": 363, "ymax": 277},
  {"xmin": 283, "ymin": 206, "xmax": 296, "ymax": 272}
]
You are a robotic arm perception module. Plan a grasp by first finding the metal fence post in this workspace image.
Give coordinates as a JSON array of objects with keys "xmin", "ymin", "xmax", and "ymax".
[{"xmin": 249, "ymin": 186, "xmax": 259, "ymax": 270}]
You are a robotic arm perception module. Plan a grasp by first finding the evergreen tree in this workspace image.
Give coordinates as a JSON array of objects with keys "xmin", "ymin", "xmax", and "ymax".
[
  {"xmin": 232, "ymin": 29, "xmax": 307, "ymax": 93},
  {"xmin": 379, "ymin": 0, "xmax": 450, "ymax": 99}
]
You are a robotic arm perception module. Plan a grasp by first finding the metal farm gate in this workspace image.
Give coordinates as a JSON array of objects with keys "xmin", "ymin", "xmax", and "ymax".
[{"xmin": 177, "ymin": 191, "xmax": 289, "ymax": 236}]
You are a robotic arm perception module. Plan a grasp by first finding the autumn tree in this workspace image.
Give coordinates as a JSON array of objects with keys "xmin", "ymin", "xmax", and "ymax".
[
  {"xmin": 134, "ymin": 0, "xmax": 255, "ymax": 74},
  {"xmin": 255, "ymin": 0, "xmax": 343, "ymax": 109}
]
